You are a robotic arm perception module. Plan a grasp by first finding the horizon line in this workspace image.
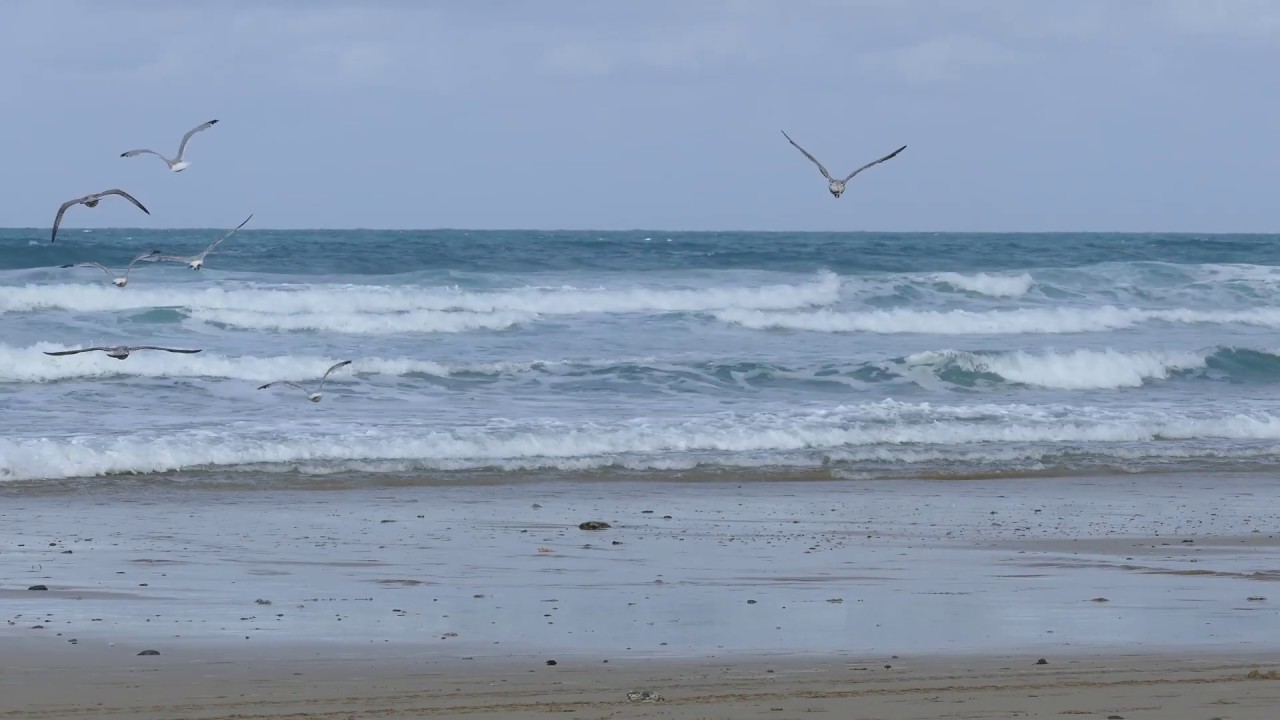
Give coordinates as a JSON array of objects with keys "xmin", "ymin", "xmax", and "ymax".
[{"xmin": 2, "ymin": 226, "xmax": 1278, "ymax": 236}]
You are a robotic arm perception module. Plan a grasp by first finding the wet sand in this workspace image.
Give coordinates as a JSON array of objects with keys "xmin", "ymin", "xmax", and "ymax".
[
  {"xmin": 2, "ymin": 473, "xmax": 1279, "ymax": 716},
  {"xmin": 4, "ymin": 643, "xmax": 1280, "ymax": 719}
]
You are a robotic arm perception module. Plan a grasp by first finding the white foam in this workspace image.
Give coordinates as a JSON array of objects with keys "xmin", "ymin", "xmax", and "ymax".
[
  {"xmin": 716, "ymin": 305, "xmax": 1280, "ymax": 335},
  {"xmin": 931, "ymin": 272, "xmax": 1033, "ymax": 298},
  {"xmin": 194, "ymin": 308, "xmax": 531, "ymax": 334},
  {"xmin": 6, "ymin": 401, "xmax": 1280, "ymax": 481},
  {"xmin": 0, "ymin": 272, "xmax": 841, "ymax": 317},
  {"xmin": 905, "ymin": 348, "xmax": 1208, "ymax": 389}
]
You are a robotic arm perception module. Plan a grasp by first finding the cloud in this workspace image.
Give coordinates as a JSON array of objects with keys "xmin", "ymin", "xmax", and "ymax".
[
  {"xmin": 1160, "ymin": 0, "xmax": 1280, "ymax": 40},
  {"xmin": 859, "ymin": 35, "xmax": 1024, "ymax": 84},
  {"xmin": 541, "ymin": 22, "xmax": 755, "ymax": 78}
]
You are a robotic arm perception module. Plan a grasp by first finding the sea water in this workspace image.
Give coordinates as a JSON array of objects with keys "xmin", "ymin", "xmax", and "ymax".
[{"xmin": 3, "ymin": 229, "xmax": 1280, "ymax": 486}]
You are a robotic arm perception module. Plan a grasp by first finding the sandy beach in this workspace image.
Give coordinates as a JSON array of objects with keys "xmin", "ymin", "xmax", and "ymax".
[{"xmin": 3, "ymin": 473, "xmax": 1279, "ymax": 717}]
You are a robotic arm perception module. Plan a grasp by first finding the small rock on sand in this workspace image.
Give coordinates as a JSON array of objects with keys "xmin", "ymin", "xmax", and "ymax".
[
  {"xmin": 578, "ymin": 521, "xmax": 611, "ymax": 530},
  {"xmin": 137, "ymin": 650, "xmax": 160, "ymax": 656},
  {"xmin": 626, "ymin": 690, "xmax": 665, "ymax": 703},
  {"xmin": 27, "ymin": 585, "xmax": 48, "ymax": 591}
]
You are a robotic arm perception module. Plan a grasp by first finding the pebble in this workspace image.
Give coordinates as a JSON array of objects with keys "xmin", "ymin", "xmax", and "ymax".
[
  {"xmin": 27, "ymin": 585, "xmax": 48, "ymax": 591},
  {"xmin": 137, "ymin": 650, "xmax": 160, "ymax": 656}
]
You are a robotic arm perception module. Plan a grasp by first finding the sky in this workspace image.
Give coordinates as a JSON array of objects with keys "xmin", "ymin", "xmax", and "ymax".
[{"xmin": 2, "ymin": 0, "xmax": 1278, "ymax": 233}]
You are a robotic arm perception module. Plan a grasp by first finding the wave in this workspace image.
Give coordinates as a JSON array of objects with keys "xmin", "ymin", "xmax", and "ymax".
[
  {"xmin": 193, "ymin": 308, "xmax": 532, "ymax": 334},
  {"xmin": 715, "ymin": 305, "xmax": 1280, "ymax": 335},
  {"xmin": 0, "ymin": 272, "xmax": 842, "ymax": 317},
  {"xmin": 930, "ymin": 272, "xmax": 1033, "ymax": 298},
  {"xmin": 900, "ymin": 348, "xmax": 1208, "ymax": 390},
  {"xmin": 6, "ymin": 400, "xmax": 1280, "ymax": 481},
  {"xmin": 6, "ymin": 344, "xmax": 1279, "ymax": 391}
]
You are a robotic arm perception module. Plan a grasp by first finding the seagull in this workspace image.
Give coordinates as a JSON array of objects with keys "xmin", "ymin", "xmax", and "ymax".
[
  {"xmin": 781, "ymin": 130, "xmax": 906, "ymax": 198},
  {"xmin": 60, "ymin": 250, "xmax": 161, "ymax": 287},
  {"xmin": 51, "ymin": 190, "xmax": 150, "ymax": 243},
  {"xmin": 157, "ymin": 213, "xmax": 253, "ymax": 270},
  {"xmin": 120, "ymin": 119, "xmax": 219, "ymax": 173},
  {"xmin": 43, "ymin": 346, "xmax": 203, "ymax": 361},
  {"xmin": 258, "ymin": 360, "xmax": 353, "ymax": 402}
]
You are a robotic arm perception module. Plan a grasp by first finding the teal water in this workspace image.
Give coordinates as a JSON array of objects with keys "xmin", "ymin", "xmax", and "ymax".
[{"xmin": 4, "ymin": 229, "xmax": 1280, "ymax": 485}]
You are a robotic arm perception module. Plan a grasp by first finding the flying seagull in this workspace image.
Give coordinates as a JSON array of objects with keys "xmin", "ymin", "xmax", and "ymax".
[
  {"xmin": 43, "ymin": 346, "xmax": 203, "ymax": 361},
  {"xmin": 258, "ymin": 360, "xmax": 353, "ymax": 402},
  {"xmin": 120, "ymin": 119, "xmax": 219, "ymax": 172},
  {"xmin": 781, "ymin": 130, "xmax": 906, "ymax": 198},
  {"xmin": 157, "ymin": 213, "xmax": 253, "ymax": 270},
  {"xmin": 60, "ymin": 250, "xmax": 161, "ymax": 288},
  {"xmin": 51, "ymin": 190, "xmax": 150, "ymax": 243}
]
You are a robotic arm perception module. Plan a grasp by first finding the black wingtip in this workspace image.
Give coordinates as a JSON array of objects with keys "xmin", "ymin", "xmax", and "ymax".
[
  {"xmin": 42, "ymin": 351, "xmax": 57, "ymax": 356},
  {"xmin": 59, "ymin": 264, "xmax": 73, "ymax": 269},
  {"xmin": 209, "ymin": 119, "xmax": 219, "ymax": 125},
  {"xmin": 140, "ymin": 207, "xmax": 151, "ymax": 215},
  {"xmin": 119, "ymin": 152, "xmax": 128, "ymax": 157},
  {"xmin": 256, "ymin": 383, "xmax": 270, "ymax": 390}
]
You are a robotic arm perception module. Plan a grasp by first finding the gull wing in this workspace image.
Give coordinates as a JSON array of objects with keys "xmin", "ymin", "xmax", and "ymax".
[
  {"xmin": 120, "ymin": 148, "xmax": 171, "ymax": 165},
  {"xmin": 100, "ymin": 189, "xmax": 151, "ymax": 216},
  {"xmin": 198, "ymin": 213, "xmax": 253, "ymax": 258},
  {"xmin": 43, "ymin": 347, "xmax": 108, "ymax": 357},
  {"xmin": 129, "ymin": 346, "xmax": 203, "ymax": 354},
  {"xmin": 842, "ymin": 145, "xmax": 907, "ymax": 182},
  {"xmin": 61, "ymin": 261, "xmax": 114, "ymax": 278},
  {"xmin": 258, "ymin": 380, "xmax": 309, "ymax": 393},
  {"xmin": 50, "ymin": 196, "xmax": 85, "ymax": 243},
  {"xmin": 316, "ymin": 360, "xmax": 353, "ymax": 391},
  {"xmin": 176, "ymin": 119, "xmax": 219, "ymax": 160},
  {"xmin": 781, "ymin": 130, "xmax": 833, "ymax": 181}
]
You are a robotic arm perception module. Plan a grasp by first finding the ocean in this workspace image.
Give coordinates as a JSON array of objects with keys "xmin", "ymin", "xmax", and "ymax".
[{"xmin": 4, "ymin": 228, "xmax": 1280, "ymax": 488}]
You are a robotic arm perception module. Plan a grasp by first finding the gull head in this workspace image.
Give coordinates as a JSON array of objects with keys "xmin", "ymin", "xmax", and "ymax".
[
  {"xmin": 112, "ymin": 277, "xmax": 128, "ymax": 288},
  {"xmin": 827, "ymin": 180, "xmax": 846, "ymax": 198},
  {"xmin": 170, "ymin": 161, "xmax": 190, "ymax": 173},
  {"xmin": 308, "ymin": 392, "xmax": 323, "ymax": 403},
  {"xmin": 84, "ymin": 198, "xmax": 100, "ymax": 208},
  {"xmin": 106, "ymin": 347, "xmax": 131, "ymax": 360},
  {"xmin": 189, "ymin": 260, "xmax": 203, "ymax": 270}
]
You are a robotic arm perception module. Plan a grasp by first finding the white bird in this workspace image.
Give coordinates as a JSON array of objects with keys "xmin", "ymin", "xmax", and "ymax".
[
  {"xmin": 43, "ymin": 346, "xmax": 202, "ymax": 361},
  {"xmin": 51, "ymin": 189, "xmax": 150, "ymax": 243},
  {"xmin": 156, "ymin": 213, "xmax": 253, "ymax": 270},
  {"xmin": 120, "ymin": 119, "xmax": 219, "ymax": 172},
  {"xmin": 60, "ymin": 250, "xmax": 161, "ymax": 287},
  {"xmin": 781, "ymin": 130, "xmax": 906, "ymax": 198},
  {"xmin": 258, "ymin": 360, "xmax": 353, "ymax": 402}
]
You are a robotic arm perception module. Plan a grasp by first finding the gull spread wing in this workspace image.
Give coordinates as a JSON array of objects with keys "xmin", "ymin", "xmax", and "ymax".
[
  {"xmin": 120, "ymin": 148, "xmax": 172, "ymax": 165},
  {"xmin": 43, "ymin": 347, "xmax": 109, "ymax": 357},
  {"xmin": 126, "ymin": 250, "xmax": 162, "ymax": 269},
  {"xmin": 199, "ymin": 213, "xmax": 253, "ymax": 257},
  {"xmin": 61, "ymin": 261, "xmax": 114, "ymax": 279},
  {"xmin": 176, "ymin": 119, "xmax": 219, "ymax": 161},
  {"xmin": 781, "ymin": 130, "xmax": 833, "ymax": 181},
  {"xmin": 317, "ymin": 360, "xmax": 353, "ymax": 391},
  {"xmin": 258, "ymin": 380, "xmax": 309, "ymax": 393},
  {"xmin": 50, "ymin": 196, "xmax": 85, "ymax": 243},
  {"xmin": 842, "ymin": 145, "xmax": 907, "ymax": 182},
  {"xmin": 100, "ymin": 189, "xmax": 151, "ymax": 216},
  {"xmin": 129, "ymin": 346, "xmax": 203, "ymax": 354}
]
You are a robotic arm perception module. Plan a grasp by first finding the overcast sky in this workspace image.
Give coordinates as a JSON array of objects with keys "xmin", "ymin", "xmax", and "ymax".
[{"xmin": 2, "ymin": 0, "xmax": 1277, "ymax": 232}]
